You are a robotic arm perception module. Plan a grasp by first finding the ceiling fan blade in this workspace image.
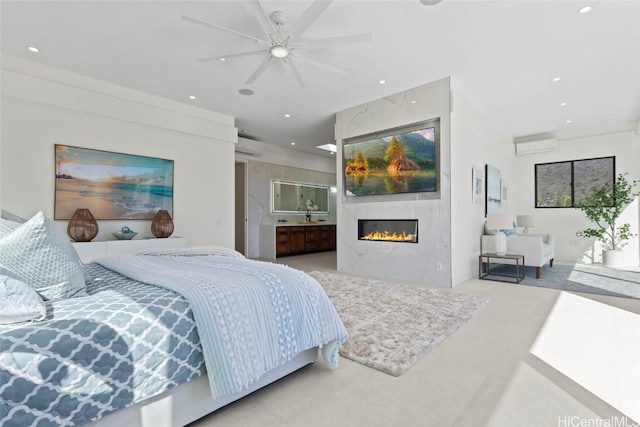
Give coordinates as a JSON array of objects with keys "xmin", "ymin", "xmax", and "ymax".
[
  {"xmin": 292, "ymin": 51, "xmax": 350, "ymax": 75},
  {"xmin": 197, "ymin": 49, "xmax": 268, "ymax": 62},
  {"xmin": 288, "ymin": 0, "xmax": 333, "ymax": 42},
  {"xmin": 246, "ymin": 0, "xmax": 282, "ymax": 44},
  {"xmin": 181, "ymin": 15, "xmax": 271, "ymax": 48},
  {"xmin": 245, "ymin": 55, "xmax": 274, "ymax": 85},
  {"xmin": 294, "ymin": 33, "xmax": 372, "ymax": 51},
  {"xmin": 281, "ymin": 58, "xmax": 306, "ymax": 88}
]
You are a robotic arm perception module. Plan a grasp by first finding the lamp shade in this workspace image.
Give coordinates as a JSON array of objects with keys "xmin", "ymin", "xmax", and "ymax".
[
  {"xmin": 516, "ymin": 215, "xmax": 535, "ymax": 227},
  {"xmin": 517, "ymin": 215, "xmax": 535, "ymax": 233},
  {"xmin": 486, "ymin": 212, "xmax": 512, "ymax": 231}
]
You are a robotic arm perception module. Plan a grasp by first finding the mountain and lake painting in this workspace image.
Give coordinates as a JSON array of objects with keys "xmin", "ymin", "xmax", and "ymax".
[
  {"xmin": 54, "ymin": 145, "xmax": 174, "ymax": 220},
  {"xmin": 343, "ymin": 124, "xmax": 438, "ymax": 197}
]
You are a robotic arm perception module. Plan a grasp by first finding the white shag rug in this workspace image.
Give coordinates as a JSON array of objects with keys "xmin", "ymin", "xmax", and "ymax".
[{"xmin": 309, "ymin": 271, "xmax": 489, "ymax": 377}]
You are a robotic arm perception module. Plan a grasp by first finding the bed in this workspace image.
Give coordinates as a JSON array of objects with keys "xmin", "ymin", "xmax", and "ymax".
[{"xmin": 0, "ymin": 212, "xmax": 348, "ymax": 427}]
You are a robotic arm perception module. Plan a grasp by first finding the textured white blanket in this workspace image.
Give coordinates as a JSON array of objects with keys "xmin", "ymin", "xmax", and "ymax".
[{"xmin": 96, "ymin": 253, "xmax": 347, "ymax": 400}]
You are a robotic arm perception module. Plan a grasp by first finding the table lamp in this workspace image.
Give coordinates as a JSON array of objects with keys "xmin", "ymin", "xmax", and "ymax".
[{"xmin": 517, "ymin": 215, "xmax": 535, "ymax": 233}]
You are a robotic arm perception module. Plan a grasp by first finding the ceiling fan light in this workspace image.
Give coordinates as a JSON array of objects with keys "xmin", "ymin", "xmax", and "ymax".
[{"xmin": 270, "ymin": 45, "xmax": 289, "ymax": 58}]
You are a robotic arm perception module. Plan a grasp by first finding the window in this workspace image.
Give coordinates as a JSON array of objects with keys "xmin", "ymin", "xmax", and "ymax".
[{"xmin": 535, "ymin": 156, "xmax": 615, "ymax": 208}]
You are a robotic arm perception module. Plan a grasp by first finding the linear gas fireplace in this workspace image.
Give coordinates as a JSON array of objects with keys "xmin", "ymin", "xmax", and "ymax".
[{"xmin": 358, "ymin": 219, "xmax": 418, "ymax": 243}]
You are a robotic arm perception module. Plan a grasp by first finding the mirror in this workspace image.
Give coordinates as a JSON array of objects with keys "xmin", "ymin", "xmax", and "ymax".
[{"xmin": 272, "ymin": 180, "xmax": 330, "ymax": 214}]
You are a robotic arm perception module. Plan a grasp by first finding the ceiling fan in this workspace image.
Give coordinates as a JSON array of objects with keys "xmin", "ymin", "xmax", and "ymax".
[{"xmin": 181, "ymin": 0, "xmax": 371, "ymax": 88}]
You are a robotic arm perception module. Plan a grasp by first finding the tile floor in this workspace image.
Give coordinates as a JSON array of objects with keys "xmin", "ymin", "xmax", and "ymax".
[{"xmin": 191, "ymin": 252, "xmax": 640, "ymax": 427}]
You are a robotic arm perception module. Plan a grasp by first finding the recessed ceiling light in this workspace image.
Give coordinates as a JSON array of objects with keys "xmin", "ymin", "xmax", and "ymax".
[
  {"xmin": 290, "ymin": 142, "xmax": 296, "ymax": 145},
  {"xmin": 578, "ymin": 6, "xmax": 592, "ymax": 14},
  {"xmin": 378, "ymin": 80, "xmax": 386, "ymax": 85},
  {"xmin": 560, "ymin": 102, "xmax": 567, "ymax": 106},
  {"xmin": 552, "ymin": 77, "xmax": 561, "ymax": 82},
  {"xmin": 27, "ymin": 46, "xmax": 39, "ymax": 53},
  {"xmin": 220, "ymin": 57, "xmax": 226, "ymax": 61},
  {"xmin": 566, "ymin": 120, "xmax": 573, "ymax": 123},
  {"xmin": 189, "ymin": 95, "xmax": 196, "ymax": 100},
  {"xmin": 238, "ymin": 88, "xmax": 254, "ymax": 96},
  {"xmin": 410, "ymin": 100, "xmax": 417, "ymax": 104},
  {"xmin": 284, "ymin": 114, "xmax": 291, "ymax": 118}
]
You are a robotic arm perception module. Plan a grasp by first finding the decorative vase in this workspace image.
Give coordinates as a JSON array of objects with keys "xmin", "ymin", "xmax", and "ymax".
[
  {"xmin": 67, "ymin": 208, "xmax": 99, "ymax": 242},
  {"xmin": 151, "ymin": 210, "xmax": 174, "ymax": 238},
  {"xmin": 112, "ymin": 226, "xmax": 138, "ymax": 240},
  {"xmin": 602, "ymin": 249, "xmax": 625, "ymax": 267}
]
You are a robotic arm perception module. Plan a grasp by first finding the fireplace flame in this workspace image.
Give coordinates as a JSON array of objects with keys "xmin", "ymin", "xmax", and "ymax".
[{"xmin": 362, "ymin": 230, "xmax": 415, "ymax": 242}]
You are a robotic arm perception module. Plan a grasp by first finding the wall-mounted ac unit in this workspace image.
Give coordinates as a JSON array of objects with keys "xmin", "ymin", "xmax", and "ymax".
[
  {"xmin": 235, "ymin": 137, "xmax": 264, "ymax": 156},
  {"xmin": 515, "ymin": 138, "xmax": 558, "ymax": 156}
]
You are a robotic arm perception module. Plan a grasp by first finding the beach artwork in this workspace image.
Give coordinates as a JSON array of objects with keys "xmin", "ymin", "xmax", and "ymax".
[{"xmin": 55, "ymin": 145, "xmax": 174, "ymax": 220}]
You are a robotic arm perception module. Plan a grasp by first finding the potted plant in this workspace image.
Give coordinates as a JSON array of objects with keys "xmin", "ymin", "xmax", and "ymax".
[{"xmin": 575, "ymin": 173, "xmax": 639, "ymax": 266}]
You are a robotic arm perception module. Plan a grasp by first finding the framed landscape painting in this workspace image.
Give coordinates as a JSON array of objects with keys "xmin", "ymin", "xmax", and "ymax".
[
  {"xmin": 54, "ymin": 145, "xmax": 174, "ymax": 220},
  {"xmin": 343, "ymin": 118, "xmax": 439, "ymax": 198}
]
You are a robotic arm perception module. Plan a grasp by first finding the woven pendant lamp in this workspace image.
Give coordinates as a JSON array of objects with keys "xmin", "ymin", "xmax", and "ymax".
[
  {"xmin": 67, "ymin": 208, "xmax": 99, "ymax": 242},
  {"xmin": 151, "ymin": 210, "xmax": 174, "ymax": 238}
]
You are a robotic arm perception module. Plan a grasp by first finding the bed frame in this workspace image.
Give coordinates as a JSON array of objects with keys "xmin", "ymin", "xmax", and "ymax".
[{"xmin": 87, "ymin": 347, "xmax": 318, "ymax": 426}]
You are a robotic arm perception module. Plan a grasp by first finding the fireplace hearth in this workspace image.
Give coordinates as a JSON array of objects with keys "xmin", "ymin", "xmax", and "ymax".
[{"xmin": 358, "ymin": 219, "xmax": 418, "ymax": 243}]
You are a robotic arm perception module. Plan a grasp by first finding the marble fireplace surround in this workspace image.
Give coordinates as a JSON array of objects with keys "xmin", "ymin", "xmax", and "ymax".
[{"xmin": 335, "ymin": 77, "xmax": 452, "ymax": 287}]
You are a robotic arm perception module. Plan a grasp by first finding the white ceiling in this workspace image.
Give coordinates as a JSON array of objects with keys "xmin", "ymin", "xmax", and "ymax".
[{"xmin": 1, "ymin": 1, "xmax": 639, "ymax": 157}]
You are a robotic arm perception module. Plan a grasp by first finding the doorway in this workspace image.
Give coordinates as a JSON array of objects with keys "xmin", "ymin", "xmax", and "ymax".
[{"xmin": 234, "ymin": 161, "xmax": 248, "ymax": 256}]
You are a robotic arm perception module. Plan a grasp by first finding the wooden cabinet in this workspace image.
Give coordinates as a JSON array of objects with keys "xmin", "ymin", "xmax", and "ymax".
[
  {"xmin": 318, "ymin": 225, "xmax": 335, "ymax": 250},
  {"xmin": 289, "ymin": 227, "xmax": 307, "ymax": 253},
  {"xmin": 305, "ymin": 227, "xmax": 319, "ymax": 251},
  {"xmin": 276, "ymin": 227, "xmax": 291, "ymax": 256},
  {"xmin": 262, "ymin": 225, "xmax": 335, "ymax": 258}
]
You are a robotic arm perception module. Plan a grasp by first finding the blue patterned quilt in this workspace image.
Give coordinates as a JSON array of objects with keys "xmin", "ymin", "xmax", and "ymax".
[
  {"xmin": 0, "ymin": 263, "xmax": 205, "ymax": 427},
  {"xmin": 1, "ymin": 252, "xmax": 348, "ymax": 426}
]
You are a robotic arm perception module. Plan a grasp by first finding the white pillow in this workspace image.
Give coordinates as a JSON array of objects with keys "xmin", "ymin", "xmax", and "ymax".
[
  {"xmin": 0, "ymin": 273, "xmax": 47, "ymax": 324},
  {"xmin": 0, "ymin": 211, "xmax": 87, "ymax": 301}
]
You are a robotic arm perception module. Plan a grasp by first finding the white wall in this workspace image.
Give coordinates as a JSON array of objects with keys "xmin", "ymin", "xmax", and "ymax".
[
  {"xmin": 335, "ymin": 77, "xmax": 452, "ymax": 287},
  {"xmin": 0, "ymin": 55, "xmax": 237, "ymax": 247},
  {"xmin": 450, "ymin": 79, "xmax": 515, "ymax": 285},
  {"xmin": 511, "ymin": 131, "xmax": 640, "ymax": 265}
]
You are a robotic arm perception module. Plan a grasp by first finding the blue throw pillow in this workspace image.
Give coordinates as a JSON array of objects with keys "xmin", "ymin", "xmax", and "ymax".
[
  {"xmin": 0, "ymin": 218, "xmax": 20, "ymax": 238},
  {"xmin": 1, "ymin": 209, "xmax": 27, "ymax": 224},
  {"xmin": 483, "ymin": 222, "xmax": 496, "ymax": 235},
  {"xmin": 0, "ymin": 212, "xmax": 87, "ymax": 301},
  {"xmin": 503, "ymin": 221, "xmax": 518, "ymax": 235},
  {"xmin": 485, "ymin": 220, "xmax": 518, "ymax": 235}
]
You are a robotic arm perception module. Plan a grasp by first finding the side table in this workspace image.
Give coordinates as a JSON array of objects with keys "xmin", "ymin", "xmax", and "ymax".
[{"xmin": 479, "ymin": 253, "xmax": 525, "ymax": 283}]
